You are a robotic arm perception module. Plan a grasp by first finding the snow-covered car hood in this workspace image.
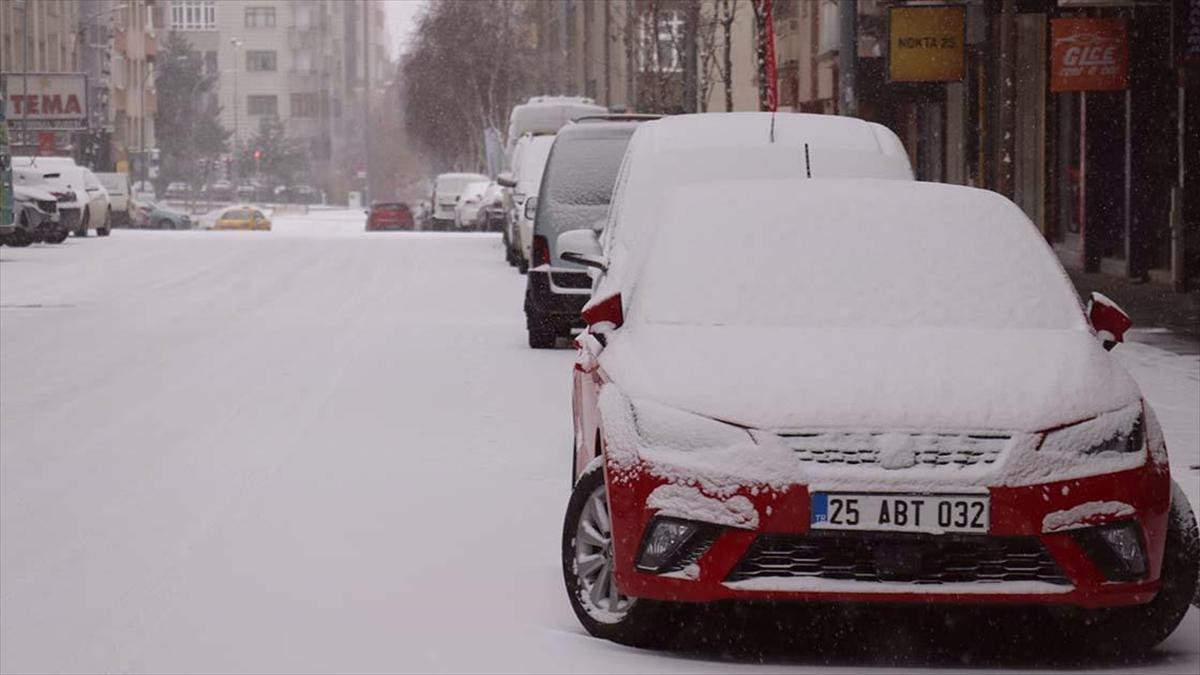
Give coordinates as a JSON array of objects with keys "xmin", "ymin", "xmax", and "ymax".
[
  {"xmin": 600, "ymin": 325, "xmax": 1140, "ymax": 433},
  {"xmin": 13, "ymin": 185, "xmax": 57, "ymax": 201}
]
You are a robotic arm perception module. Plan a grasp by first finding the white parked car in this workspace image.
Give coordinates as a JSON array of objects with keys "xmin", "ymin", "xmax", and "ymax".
[
  {"xmin": 13, "ymin": 158, "xmax": 112, "ymax": 236},
  {"xmin": 95, "ymin": 172, "xmax": 131, "ymax": 226},
  {"xmin": 453, "ymin": 180, "xmax": 491, "ymax": 230},
  {"xmin": 431, "ymin": 172, "xmax": 489, "ymax": 230},
  {"xmin": 497, "ymin": 134, "xmax": 555, "ymax": 273}
]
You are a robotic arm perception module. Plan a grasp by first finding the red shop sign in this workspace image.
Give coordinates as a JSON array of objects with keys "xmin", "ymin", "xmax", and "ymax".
[{"xmin": 1050, "ymin": 18, "xmax": 1128, "ymax": 92}]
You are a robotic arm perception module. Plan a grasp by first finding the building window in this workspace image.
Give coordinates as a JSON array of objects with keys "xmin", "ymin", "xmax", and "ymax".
[
  {"xmin": 247, "ymin": 95, "xmax": 278, "ymax": 116},
  {"xmin": 170, "ymin": 0, "xmax": 216, "ymax": 31},
  {"xmin": 245, "ymin": 7, "xmax": 276, "ymax": 28},
  {"xmin": 246, "ymin": 50, "xmax": 277, "ymax": 71},
  {"xmin": 291, "ymin": 93, "xmax": 319, "ymax": 118}
]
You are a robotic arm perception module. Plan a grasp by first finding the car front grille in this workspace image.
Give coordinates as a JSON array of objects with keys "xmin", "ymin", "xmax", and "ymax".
[
  {"xmin": 550, "ymin": 271, "xmax": 592, "ymax": 289},
  {"xmin": 726, "ymin": 533, "xmax": 1070, "ymax": 585},
  {"xmin": 59, "ymin": 208, "xmax": 81, "ymax": 229},
  {"xmin": 775, "ymin": 432, "xmax": 1008, "ymax": 468},
  {"xmin": 36, "ymin": 200, "xmax": 58, "ymax": 214}
]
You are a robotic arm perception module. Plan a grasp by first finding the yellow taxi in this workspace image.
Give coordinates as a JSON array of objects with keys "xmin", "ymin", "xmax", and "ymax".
[{"xmin": 214, "ymin": 206, "xmax": 271, "ymax": 231}]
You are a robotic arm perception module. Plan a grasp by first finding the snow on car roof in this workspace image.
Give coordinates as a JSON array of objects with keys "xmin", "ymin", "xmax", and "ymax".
[
  {"xmin": 633, "ymin": 178, "xmax": 1084, "ymax": 331},
  {"xmin": 644, "ymin": 112, "xmax": 908, "ymax": 159}
]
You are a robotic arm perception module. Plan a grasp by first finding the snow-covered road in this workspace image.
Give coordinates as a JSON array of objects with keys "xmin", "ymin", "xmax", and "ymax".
[{"xmin": 2, "ymin": 211, "xmax": 1197, "ymax": 673}]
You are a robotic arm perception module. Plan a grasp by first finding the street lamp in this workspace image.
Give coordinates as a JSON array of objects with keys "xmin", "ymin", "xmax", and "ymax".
[{"xmin": 229, "ymin": 38, "xmax": 243, "ymax": 185}]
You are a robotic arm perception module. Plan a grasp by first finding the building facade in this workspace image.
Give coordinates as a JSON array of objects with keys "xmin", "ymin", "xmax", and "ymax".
[
  {"xmin": 2, "ymin": 0, "xmax": 157, "ymax": 168},
  {"xmin": 162, "ymin": 0, "xmax": 389, "ymax": 199}
]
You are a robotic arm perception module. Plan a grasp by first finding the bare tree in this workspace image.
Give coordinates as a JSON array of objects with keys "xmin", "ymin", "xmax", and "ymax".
[
  {"xmin": 402, "ymin": 1, "xmax": 549, "ymax": 172},
  {"xmin": 697, "ymin": 0, "xmax": 735, "ymax": 112}
]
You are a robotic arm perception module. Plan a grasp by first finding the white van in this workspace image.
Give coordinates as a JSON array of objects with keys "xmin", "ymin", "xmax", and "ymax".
[
  {"xmin": 501, "ymin": 134, "xmax": 555, "ymax": 272},
  {"xmin": 504, "ymin": 96, "xmax": 607, "ymax": 160},
  {"xmin": 431, "ymin": 172, "xmax": 489, "ymax": 229}
]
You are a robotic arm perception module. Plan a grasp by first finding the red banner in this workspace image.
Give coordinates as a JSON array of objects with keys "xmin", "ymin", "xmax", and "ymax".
[{"xmin": 1050, "ymin": 18, "xmax": 1128, "ymax": 92}]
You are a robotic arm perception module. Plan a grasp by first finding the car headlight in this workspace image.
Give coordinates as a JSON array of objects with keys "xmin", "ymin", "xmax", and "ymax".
[
  {"xmin": 1039, "ymin": 404, "xmax": 1144, "ymax": 455},
  {"xmin": 630, "ymin": 398, "xmax": 752, "ymax": 452}
]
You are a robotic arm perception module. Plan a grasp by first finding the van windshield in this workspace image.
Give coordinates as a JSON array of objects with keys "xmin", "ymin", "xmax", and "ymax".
[{"xmin": 544, "ymin": 137, "xmax": 630, "ymax": 208}]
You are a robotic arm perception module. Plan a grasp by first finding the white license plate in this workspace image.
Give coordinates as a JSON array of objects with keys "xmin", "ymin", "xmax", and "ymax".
[{"xmin": 811, "ymin": 492, "xmax": 989, "ymax": 534}]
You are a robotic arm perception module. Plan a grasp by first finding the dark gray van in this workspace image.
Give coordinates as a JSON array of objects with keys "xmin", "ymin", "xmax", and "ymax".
[{"xmin": 523, "ymin": 117, "xmax": 652, "ymax": 348}]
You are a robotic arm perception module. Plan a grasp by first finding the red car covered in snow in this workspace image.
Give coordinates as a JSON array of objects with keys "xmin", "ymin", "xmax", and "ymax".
[
  {"xmin": 558, "ymin": 177, "xmax": 1197, "ymax": 655},
  {"xmin": 365, "ymin": 202, "xmax": 415, "ymax": 231}
]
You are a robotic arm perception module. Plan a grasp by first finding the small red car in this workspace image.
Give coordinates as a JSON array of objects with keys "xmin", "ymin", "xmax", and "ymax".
[
  {"xmin": 365, "ymin": 202, "xmax": 414, "ymax": 231},
  {"xmin": 560, "ymin": 178, "xmax": 1198, "ymax": 655}
]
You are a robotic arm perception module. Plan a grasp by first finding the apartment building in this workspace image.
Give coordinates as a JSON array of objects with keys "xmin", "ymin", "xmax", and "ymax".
[
  {"xmin": 546, "ymin": 0, "xmax": 758, "ymax": 114},
  {"xmin": 163, "ymin": 0, "xmax": 389, "ymax": 197},
  {"xmin": 2, "ymin": 0, "xmax": 157, "ymax": 168},
  {"xmin": 1, "ymin": 0, "xmax": 83, "ymax": 151}
]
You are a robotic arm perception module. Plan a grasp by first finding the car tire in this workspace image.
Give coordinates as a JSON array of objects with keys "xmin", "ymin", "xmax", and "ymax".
[
  {"xmin": 76, "ymin": 208, "xmax": 90, "ymax": 237},
  {"xmin": 156, "ymin": 219, "xmax": 173, "ymax": 231},
  {"xmin": 528, "ymin": 327, "xmax": 556, "ymax": 349},
  {"xmin": 97, "ymin": 209, "xmax": 112, "ymax": 236},
  {"xmin": 47, "ymin": 229, "xmax": 69, "ymax": 244},
  {"xmin": 562, "ymin": 462, "xmax": 677, "ymax": 648},
  {"xmin": 1058, "ymin": 480, "xmax": 1199, "ymax": 656}
]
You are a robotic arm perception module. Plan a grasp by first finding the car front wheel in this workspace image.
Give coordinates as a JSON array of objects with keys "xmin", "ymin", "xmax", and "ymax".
[
  {"xmin": 562, "ymin": 462, "xmax": 675, "ymax": 648},
  {"xmin": 75, "ymin": 208, "xmax": 90, "ymax": 237},
  {"xmin": 1058, "ymin": 480, "xmax": 1199, "ymax": 656},
  {"xmin": 97, "ymin": 209, "xmax": 112, "ymax": 236}
]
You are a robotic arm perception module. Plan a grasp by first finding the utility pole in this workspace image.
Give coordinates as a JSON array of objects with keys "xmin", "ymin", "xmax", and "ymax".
[
  {"xmin": 230, "ymin": 38, "xmax": 243, "ymax": 185},
  {"xmin": 996, "ymin": 0, "xmax": 1016, "ymax": 198},
  {"xmin": 22, "ymin": 0, "xmax": 30, "ymax": 149},
  {"xmin": 361, "ymin": 0, "xmax": 371, "ymax": 205},
  {"xmin": 838, "ymin": 0, "xmax": 857, "ymax": 116}
]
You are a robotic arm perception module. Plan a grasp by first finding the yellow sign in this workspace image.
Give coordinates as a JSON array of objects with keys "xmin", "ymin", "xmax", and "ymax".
[{"xmin": 889, "ymin": 6, "xmax": 966, "ymax": 82}]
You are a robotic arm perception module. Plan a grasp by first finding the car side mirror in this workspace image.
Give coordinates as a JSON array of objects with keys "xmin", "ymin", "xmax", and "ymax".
[
  {"xmin": 1087, "ymin": 292, "xmax": 1131, "ymax": 351},
  {"xmin": 496, "ymin": 172, "xmax": 516, "ymax": 189},
  {"xmin": 557, "ymin": 228, "xmax": 606, "ymax": 270}
]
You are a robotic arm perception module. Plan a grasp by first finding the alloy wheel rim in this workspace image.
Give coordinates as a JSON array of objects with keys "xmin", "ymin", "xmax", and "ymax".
[{"xmin": 574, "ymin": 483, "xmax": 636, "ymax": 621}]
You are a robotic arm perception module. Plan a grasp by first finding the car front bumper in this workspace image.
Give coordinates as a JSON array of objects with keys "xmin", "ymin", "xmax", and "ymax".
[{"xmin": 604, "ymin": 452, "xmax": 1170, "ymax": 609}]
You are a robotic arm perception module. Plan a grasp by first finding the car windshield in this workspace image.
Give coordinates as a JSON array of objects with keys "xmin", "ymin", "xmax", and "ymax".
[
  {"xmin": 224, "ymin": 209, "xmax": 250, "ymax": 219},
  {"xmin": 543, "ymin": 136, "xmax": 629, "ymax": 209},
  {"xmin": 635, "ymin": 180, "xmax": 1084, "ymax": 331}
]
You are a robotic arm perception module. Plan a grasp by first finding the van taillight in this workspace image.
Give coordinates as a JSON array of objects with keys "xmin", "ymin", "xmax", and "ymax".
[{"xmin": 532, "ymin": 235, "xmax": 550, "ymax": 267}]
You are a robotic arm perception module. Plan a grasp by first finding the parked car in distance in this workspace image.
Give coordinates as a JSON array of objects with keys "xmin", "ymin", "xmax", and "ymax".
[
  {"xmin": 481, "ymin": 182, "xmax": 506, "ymax": 232},
  {"xmin": 524, "ymin": 119, "xmax": 646, "ymax": 347},
  {"xmin": 134, "ymin": 200, "xmax": 192, "ymax": 230},
  {"xmin": 165, "ymin": 181, "xmax": 191, "ymax": 201},
  {"xmin": 214, "ymin": 206, "xmax": 271, "ymax": 231},
  {"xmin": 497, "ymin": 134, "xmax": 555, "ymax": 272},
  {"xmin": 12, "ymin": 158, "xmax": 99, "ymax": 236},
  {"xmin": 366, "ymin": 202, "xmax": 415, "ymax": 231},
  {"xmin": 10, "ymin": 184, "xmax": 67, "ymax": 244},
  {"xmin": 95, "ymin": 172, "xmax": 131, "ymax": 225},
  {"xmin": 431, "ymin": 172, "xmax": 489, "ymax": 230},
  {"xmin": 453, "ymin": 180, "xmax": 491, "ymax": 230},
  {"xmin": 205, "ymin": 179, "xmax": 234, "ymax": 203},
  {"xmin": 561, "ymin": 177, "xmax": 1198, "ymax": 656}
]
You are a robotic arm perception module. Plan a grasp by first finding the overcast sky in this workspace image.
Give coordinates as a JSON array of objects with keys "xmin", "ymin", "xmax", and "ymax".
[{"xmin": 384, "ymin": 0, "xmax": 426, "ymax": 59}]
